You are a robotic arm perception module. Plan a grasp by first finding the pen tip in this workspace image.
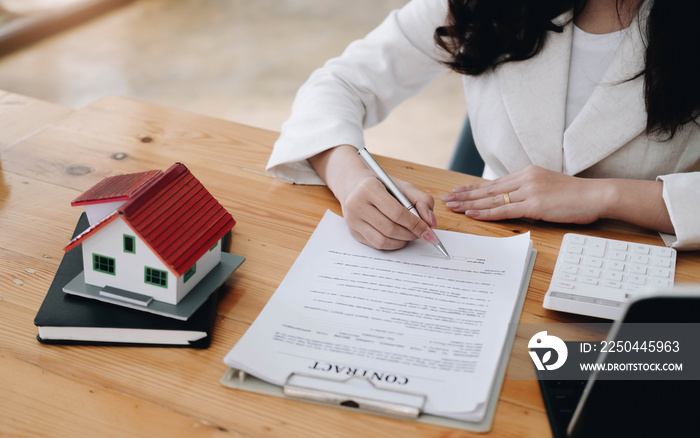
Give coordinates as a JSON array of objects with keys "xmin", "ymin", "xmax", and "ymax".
[{"xmin": 437, "ymin": 242, "xmax": 451, "ymax": 259}]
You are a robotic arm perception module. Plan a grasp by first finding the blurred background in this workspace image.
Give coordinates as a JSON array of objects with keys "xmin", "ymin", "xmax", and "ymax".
[{"xmin": 0, "ymin": 0, "xmax": 465, "ymax": 169}]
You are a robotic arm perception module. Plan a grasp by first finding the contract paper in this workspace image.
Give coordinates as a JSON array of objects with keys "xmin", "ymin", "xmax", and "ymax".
[{"xmin": 224, "ymin": 210, "xmax": 532, "ymax": 422}]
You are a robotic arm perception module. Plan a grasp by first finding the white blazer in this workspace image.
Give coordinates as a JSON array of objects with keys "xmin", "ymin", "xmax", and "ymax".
[{"xmin": 266, "ymin": 0, "xmax": 700, "ymax": 249}]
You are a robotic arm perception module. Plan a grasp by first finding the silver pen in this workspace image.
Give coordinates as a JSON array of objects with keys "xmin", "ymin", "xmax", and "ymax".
[{"xmin": 357, "ymin": 147, "xmax": 450, "ymax": 259}]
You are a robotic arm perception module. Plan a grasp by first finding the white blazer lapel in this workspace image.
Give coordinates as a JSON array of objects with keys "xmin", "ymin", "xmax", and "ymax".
[
  {"xmin": 563, "ymin": 16, "xmax": 647, "ymax": 175},
  {"xmin": 495, "ymin": 12, "xmax": 573, "ymax": 172}
]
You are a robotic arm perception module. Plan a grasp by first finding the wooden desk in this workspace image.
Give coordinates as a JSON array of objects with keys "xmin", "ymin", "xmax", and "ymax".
[
  {"xmin": 0, "ymin": 90, "xmax": 74, "ymax": 148},
  {"xmin": 2, "ymin": 93, "xmax": 699, "ymax": 437}
]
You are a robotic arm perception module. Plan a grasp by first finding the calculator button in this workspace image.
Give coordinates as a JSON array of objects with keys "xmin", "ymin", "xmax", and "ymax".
[
  {"xmin": 555, "ymin": 280, "xmax": 575, "ymax": 289},
  {"xmin": 607, "ymin": 261, "xmax": 625, "ymax": 271},
  {"xmin": 650, "ymin": 278, "xmax": 670, "ymax": 289},
  {"xmin": 587, "ymin": 240, "xmax": 606, "ymax": 258},
  {"xmin": 564, "ymin": 255, "xmax": 581, "ymax": 264},
  {"xmin": 603, "ymin": 271, "xmax": 623, "ymax": 282},
  {"xmin": 602, "ymin": 280, "xmax": 622, "ymax": 289},
  {"xmin": 630, "ymin": 264, "xmax": 647, "ymax": 275},
  {"xmin": 567, "ymin": 245, "xmax": 584, "ymax": 255},
  {"xmin": 582, "ymin": 267, "xmax": 600, "ymax": 278},
  {"xmin": 561, "ymin": 265, "xmax": 579, "ymax": 275},
  {"xmin": 631, "ymin": 254, "xmax": 650, "ymax": 265},
  {"xmin": 609, "ymin": 250, "xmax": 627, "ymax": 261},
  {"xmin": 568, "ymin": 235, "xmax": 586, "ymax": 245},
  {"xmin": 610, "ymin": 241, "xmax": 629, "ymax": 251},
  {"xmin": 628, "ymin": 274, "xmax": 646, "ymax": 285},
  {"xmin": 652, "ymin": 247, "xmax": 673, "ymax": 257},
  {"xmin": 632, "ymin": 244, "xmax": 651, "ymax": 254},
  {"xmin": 630, "ymin": 265, "xmax": 649, "ymax": 275},
  {"xmin": 653, "ymin": 257, "xmax": 672, "ymax": 268},
  {"xmin": 585, "ymin": 258, "xmax": 603, "ymax": 268},
  {"xmin": 652, "ymin": 268, "xmax": 671, "ymax": 278}
]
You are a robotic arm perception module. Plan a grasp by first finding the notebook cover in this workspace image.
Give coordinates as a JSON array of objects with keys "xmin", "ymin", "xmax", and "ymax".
[{"xmin": 34, "ymin": 213, "xmax": 231, "ymax": 348}]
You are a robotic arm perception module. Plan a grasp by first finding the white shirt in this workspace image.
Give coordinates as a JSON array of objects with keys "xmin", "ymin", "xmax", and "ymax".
[{"xmin": 566, "ymin": 25, "xmax": 626, "ymax": 129}]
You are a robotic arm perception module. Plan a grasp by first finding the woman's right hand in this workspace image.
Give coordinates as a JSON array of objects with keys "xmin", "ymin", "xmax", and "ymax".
[{"xmin": 309, "ymin": 145, "xmax": 440, "ymax": 250}]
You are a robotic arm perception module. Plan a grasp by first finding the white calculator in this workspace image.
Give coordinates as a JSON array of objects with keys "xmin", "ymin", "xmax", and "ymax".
[{"xmin": 543, "ymin": 233, "xmax": 677, "ymax": 320}]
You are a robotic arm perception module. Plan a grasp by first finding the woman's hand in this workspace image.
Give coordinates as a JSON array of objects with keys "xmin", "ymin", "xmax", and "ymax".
[
  {"xmin": 441, "ymin": 165, "xmax": 674, "ymax": 233},
  {"xmin": 309, "ymin": 145, "xmax": 441, "ymax": 250},
  {"xmin": 342, "ymin": 173, "xmax": 439, "ymax": 250},
  {"xmin": 442, "ymin": 165, "xmax": 603, "ymax": 223}
]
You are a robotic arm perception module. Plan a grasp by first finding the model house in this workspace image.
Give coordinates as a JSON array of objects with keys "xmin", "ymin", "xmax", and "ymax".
[{"xmin": 64, "ymin": 162, "xmax": 236, "ymax": 307}]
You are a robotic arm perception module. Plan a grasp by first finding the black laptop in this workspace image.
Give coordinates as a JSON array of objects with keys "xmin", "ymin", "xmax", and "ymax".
[{"xmin": 538, "ymin": 292, "xmax": 700, "ymax": 438}]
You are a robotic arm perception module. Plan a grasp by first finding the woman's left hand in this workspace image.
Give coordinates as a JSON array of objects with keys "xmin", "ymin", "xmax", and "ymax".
[{"xmin": 441, "ymin": 165, "xmax": 605, "ymax": 224}]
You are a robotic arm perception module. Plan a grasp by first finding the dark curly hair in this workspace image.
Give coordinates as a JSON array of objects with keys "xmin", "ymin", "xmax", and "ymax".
[{"xmin": 434, "ymin": 0, "xmax": 700, "ymax": 139}]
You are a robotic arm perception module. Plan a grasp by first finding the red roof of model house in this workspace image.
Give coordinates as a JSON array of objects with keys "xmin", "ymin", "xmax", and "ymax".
[
  {"xmin": 65, "ymin": 163, "xmax": 236, "ymax": 276},
  {"xmin": 70, "ymin": 169, "xmax": 162, "ymax": 206}
]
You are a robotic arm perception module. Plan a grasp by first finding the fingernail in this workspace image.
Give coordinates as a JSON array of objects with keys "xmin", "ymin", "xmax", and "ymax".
[
  {"xmin": 445, "ymin": 201, "xmax": 460, "ymax": 208},
  {"xmin": 421, "ymin": 230, "xmax": 440, "ymax": 245},
  {"xmin": 441, "ymin": 193, "xmax": 456, "ymax": 202},
  {"xmin": 453, "ymin": 186, "xmax": 469, "ymax": 193},
  {"xmin": 465, "ymin": 210, "xmax": 479, "ymax": 217},
  {"xmin": 428, "ymin": 210, "xmax": 437, "ymax": 228}
]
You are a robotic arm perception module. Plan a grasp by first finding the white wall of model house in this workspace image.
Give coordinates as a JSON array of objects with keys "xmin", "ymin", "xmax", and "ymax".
[
  {"xmin": 80, "ymin": 216, "xmax": 222, "ymax": 305},
  {"xmin": 85, "ymin": 200, "xmax": 125, "ymax": 226}
]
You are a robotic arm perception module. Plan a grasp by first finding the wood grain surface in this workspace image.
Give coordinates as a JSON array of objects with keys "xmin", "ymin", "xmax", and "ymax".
[{"xmin": 1, "ymin": 93, "xmax": 698, "ymax": 438}]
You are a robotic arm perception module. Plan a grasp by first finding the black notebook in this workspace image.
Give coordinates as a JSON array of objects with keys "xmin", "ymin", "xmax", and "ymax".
[{"xmin": 34, "ymin": 213, "xmax": 231, "ymax": 348}]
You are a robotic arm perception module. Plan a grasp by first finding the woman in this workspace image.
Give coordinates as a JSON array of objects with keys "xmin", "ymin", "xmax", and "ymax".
[{"xmin": 266, "ymin": 0, "xmax": 700, "ymax": 250}]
